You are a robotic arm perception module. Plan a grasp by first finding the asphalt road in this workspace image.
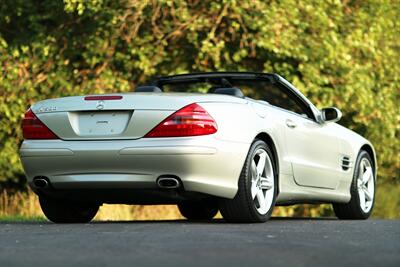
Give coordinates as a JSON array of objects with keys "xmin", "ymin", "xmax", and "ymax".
[{"xmin": 0, "ymin": 218, "xmax": 399, "ymax": 267}]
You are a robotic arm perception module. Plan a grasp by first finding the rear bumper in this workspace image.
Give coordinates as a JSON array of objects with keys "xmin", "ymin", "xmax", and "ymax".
[{"xmin": 20, "ymin": 136, "xmax": 249, "ymax": 200}]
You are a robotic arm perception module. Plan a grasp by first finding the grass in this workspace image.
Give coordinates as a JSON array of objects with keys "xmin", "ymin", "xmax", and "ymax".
[
  {"xmin": 0, "ymin": 182, "xmax": 398, "ymax": 222},
  {"xmin": 0, "ymin": 215, "xmax": 46, "ymax": 222}
]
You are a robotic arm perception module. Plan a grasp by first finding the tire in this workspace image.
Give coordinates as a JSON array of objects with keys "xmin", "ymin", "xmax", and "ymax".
[
  {"xmin": 39, "ymin": 196, "xmax": 99, "ymax": 223},
  {"xmin": 178, "ymin": 200, "xmax": 218, "ymax": 220},
  {"xmin": 333, "ymin": 150, "xmax": 375, "ymax": 220},
  {"xmin": 219, "ymin": 139, "xmax": 277, "ymax": 223}
]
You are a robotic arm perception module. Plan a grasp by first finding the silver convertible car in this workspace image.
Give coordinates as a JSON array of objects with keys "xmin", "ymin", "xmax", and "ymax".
[{"xmin": 20, "ymin": 72, "xmax": 376, "ymax": 223}]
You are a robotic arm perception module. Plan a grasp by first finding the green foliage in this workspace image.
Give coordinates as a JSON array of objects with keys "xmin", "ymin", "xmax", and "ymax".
[
  {"xmin": 0, "ymin": 0, "xmax": 398, "ymax": 215},
  {"xmin": 373, "ymin": 182, "xmax": 400, "ymax": 219}
]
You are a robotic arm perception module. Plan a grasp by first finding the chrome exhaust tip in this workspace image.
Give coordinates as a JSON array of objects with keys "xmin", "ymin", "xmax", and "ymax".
[
  {"xmin": 157, "ymin": 177, "xmax": 180, "ymax": 189},
  {"xmin": 33, "ymin": 177, "xmax": 49, "ymax": 189}
]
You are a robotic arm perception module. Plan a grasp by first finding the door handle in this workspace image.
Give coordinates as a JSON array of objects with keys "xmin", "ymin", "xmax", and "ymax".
[{"xmin": 286, "ymin": 119, "xmax": 297, "ymax": 128}]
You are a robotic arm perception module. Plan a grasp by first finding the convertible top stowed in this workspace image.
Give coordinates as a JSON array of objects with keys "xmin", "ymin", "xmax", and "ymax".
[{"xmin": 152, "ymin": 72, "xmax": 279, "ymax": 86}]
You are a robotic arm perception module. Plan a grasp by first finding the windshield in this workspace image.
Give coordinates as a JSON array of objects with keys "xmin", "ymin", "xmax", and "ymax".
[
  {"xmin": 159, "ymin": 78, "xmax": 314, "ymax": 120},
  {"xmin": 161, "ymin": 79, "xmax": 274, "ymax": 100}
]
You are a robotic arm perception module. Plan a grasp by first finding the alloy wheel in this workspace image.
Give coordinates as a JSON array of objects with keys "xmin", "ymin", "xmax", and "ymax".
[
  {"xmin": 250, "ymin": 148, "xmax": 275, "ymax": 215},
  {"xmin": 357, "ymin": 158, "xmax": 374, "ymax": 213}
]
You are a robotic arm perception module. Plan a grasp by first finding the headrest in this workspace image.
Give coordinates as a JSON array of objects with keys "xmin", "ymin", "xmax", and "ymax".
[
  {"xmin": 213, "ymin": 87, "xmax": 244, "ymax": 98},
  {"xmin": 135, "ymin": 86, "xmax": 162, "ymax": 93}
]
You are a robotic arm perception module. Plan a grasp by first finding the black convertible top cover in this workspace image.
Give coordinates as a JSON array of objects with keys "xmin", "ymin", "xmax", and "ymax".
[{"xmin": 151, "ymin": 72, "xmax": 279, "ymax": 86}]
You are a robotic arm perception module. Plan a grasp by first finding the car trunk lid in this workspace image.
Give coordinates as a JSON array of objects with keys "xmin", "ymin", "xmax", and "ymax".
[
  {"xmin": 31, "ymin": 94, "xmax": 187, "ymax": 140},
  {"xmin": 30, "ymin": 93, "xmax": 245, "ymax": 140}
]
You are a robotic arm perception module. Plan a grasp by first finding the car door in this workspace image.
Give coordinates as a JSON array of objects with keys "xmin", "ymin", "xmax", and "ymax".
[
  {"xmin": 283, "ymin": 112, "xmax": 342, "ymax": 189},
  {"xmin": 260, "ymin": 82, "xmax": 342, "ymax": 189}
]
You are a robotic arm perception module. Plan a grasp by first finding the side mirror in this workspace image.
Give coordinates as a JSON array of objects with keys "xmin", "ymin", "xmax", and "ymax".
[{"xmin": 321, "ymin": 107, "xmax": 342, "ymax": 123}]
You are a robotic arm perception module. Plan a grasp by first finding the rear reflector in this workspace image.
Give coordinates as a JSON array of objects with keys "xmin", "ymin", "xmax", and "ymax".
[
  {"xmin": 22, "ymin": 109, "xmax": 59, "ymax": 139},
  {"xmin": 144, "ymin": 103, "xmax": 217, "ymax": 138},
  {"xmin": 84, "ymin": 95, "xmax": 123, "ymax": 101}
]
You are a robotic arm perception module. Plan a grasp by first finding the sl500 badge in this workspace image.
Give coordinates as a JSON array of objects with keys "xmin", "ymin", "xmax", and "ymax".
[{"xmin": 38, "ymin": 106, "xmax": 57, "ymax": 112}]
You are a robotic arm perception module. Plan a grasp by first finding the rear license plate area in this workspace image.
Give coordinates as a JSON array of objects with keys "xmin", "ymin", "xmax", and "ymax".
[{"xmin": 69, "ymin": 111, "xmax": 133, "ymax": 136}]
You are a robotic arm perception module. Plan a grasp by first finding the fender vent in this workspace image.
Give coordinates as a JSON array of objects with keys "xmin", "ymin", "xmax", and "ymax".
[{"xmin": 341, "ymin": 156, "xmax": 352, "ymax": 171}]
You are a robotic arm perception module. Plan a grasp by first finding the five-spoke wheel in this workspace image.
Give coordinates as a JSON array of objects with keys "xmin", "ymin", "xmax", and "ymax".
[
  {"xmin": 357, "ymin": 158, "xmax": 375, "ymax": 213},
  {"xmin": 250, "ymin": 148, "xmax": 275, "ymax": 215},
  {"xmin": 219, "ymin": 139, "xmax": 277, "ymax": 223},
  {"xmin": 333, "ymin": 150, "xmax": 375, "ymax": 219}
]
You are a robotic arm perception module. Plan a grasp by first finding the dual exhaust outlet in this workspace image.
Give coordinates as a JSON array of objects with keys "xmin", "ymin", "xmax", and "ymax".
[{"xmin": 33, "ymin": 176, "xmax": 181, "ymax": 189}]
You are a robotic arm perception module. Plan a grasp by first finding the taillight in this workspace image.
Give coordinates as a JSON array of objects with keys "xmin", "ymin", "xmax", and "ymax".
[
  {"xmin": 144, "ymin": 103, "xmax": 218, "ymax": 138},
  {"xmin": 22, "ymin": 109, "xmax": 59, "ymax": 139}
]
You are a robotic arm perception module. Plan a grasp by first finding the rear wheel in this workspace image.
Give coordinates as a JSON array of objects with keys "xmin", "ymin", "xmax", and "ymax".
[
  {"xmin": 178, "ymin": 200, "xmax": 218, "ymax": 220},
  {"xmin": 39, "ymin": 196, "xmax": 99, "ymax": 223},
  {"xmin": 333, "ymin": 151, "xmax": 375, "ymax": 219},
  {"xmin": 219, "ymin": 140, "xmax": 277, "ymax": 223}
]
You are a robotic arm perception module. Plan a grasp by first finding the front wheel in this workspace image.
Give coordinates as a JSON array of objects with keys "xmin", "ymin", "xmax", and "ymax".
[
  {"xmin": 333, "ymin": 150, "xmax": 375, "ymax": 219},
  {"xmin": 219, "ymin": 139, "xmax": 277, "ymax": 223},
  {"xmin": 39, "ymin": 196, "xmax": 99, "ymax": 223}
]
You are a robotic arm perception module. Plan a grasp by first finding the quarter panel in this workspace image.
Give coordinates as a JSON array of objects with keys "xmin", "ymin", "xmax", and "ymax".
[
  {"xmin": 200, "ymin": 100, "xmax": 295, "ymax": 190},
  {"xmin": 199, "ymin": 101, "xmax": 292, "ymax": 175}
]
